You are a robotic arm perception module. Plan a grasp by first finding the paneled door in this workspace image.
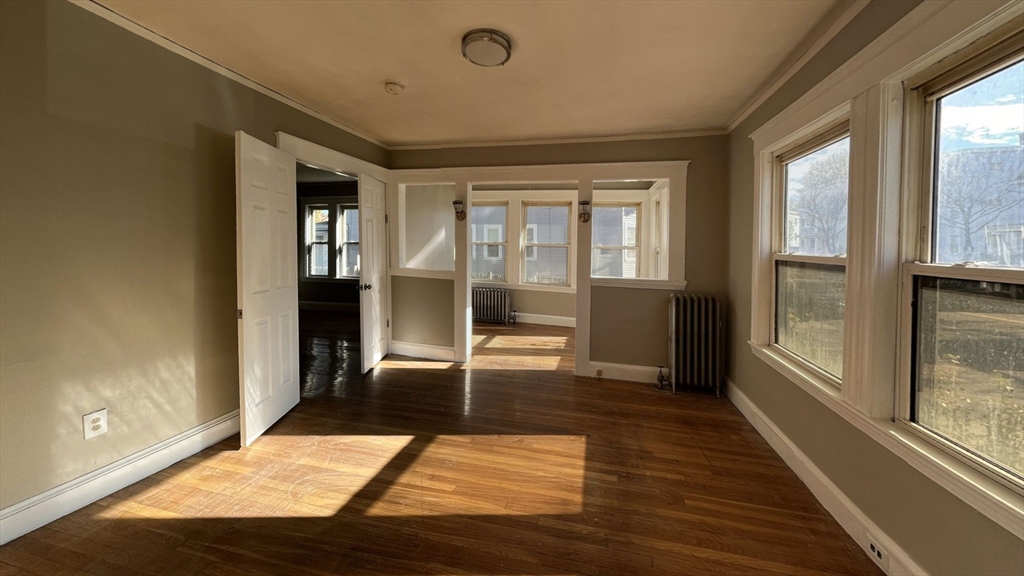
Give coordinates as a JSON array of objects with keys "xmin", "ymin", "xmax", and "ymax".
[
  {"xmin": 358, "ymin": 174, "xmax": 388, "ymax": 373},
  {"xmin": 235, "ymin": 131, "xmax": 299, "ymax": 447}
]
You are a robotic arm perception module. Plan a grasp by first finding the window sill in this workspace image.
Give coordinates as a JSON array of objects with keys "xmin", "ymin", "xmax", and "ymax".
[
  {"xmin": 748, "ymin": 341, "xmax": 1024, "ymax": 538},
  {"xmin": 475, "ymin": 281, "xmax": 575, "ymax": 294},
  {"xmin": 591, "ymin": 278, "xmax": 687, "ymax": 291}
]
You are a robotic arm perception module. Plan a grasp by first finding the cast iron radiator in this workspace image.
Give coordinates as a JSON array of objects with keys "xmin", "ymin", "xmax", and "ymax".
[
  {"xmin": 667, "ymin": 294, "xmax": 724, "ymax": 396},
  {"xmin": 472, "ymin": 287, "xmax": 515, "ymax": 325}
]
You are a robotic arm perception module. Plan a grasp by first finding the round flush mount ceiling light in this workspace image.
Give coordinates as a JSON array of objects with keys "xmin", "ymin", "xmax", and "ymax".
[
  {"xmin": 384, "ymin": 81, "xmax": 404, "ymax": 95},
  {"xmin": 461, "ymin": 29, "xmax": 512, "ymax": 67}
]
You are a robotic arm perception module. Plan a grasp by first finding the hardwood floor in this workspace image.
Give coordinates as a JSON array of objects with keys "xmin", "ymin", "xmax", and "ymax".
[{"xmin": 0, "ymin": 319, "xmax": 881, "ymax": 575}]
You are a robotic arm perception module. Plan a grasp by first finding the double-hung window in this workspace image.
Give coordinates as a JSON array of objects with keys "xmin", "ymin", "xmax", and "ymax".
[
  {"xmin": 903, "ymin": 39, "xmax": 1024, "ymax": 485},
  {"xmin": 471, "ymin": 203, "xmax": 508, "ymax": 282},
  {"xmin": 523, "ymin": 203, "xmax": 571, "ymax": 286},
  {"xmin": 772, "ymin": 125, "xmax": 850, "ymax": 381},
  {"xmin": 303, "ymin": 201, "xmax": 359, "ymax": 279},
  {"xmin": 591, "ymin": 204, "xmax": 641, "ymax": 279}
]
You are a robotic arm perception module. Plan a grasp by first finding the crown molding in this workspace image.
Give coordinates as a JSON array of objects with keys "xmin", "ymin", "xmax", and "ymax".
[
  {"xmin": 70, "ymin": 0, "xmax": 390, "ymax": 149},
  {"xmin": 386, "ymin": 128, "xmax": 729, "ymax": 151}
]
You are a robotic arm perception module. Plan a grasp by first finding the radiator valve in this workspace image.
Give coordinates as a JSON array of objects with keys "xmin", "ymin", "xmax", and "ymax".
[{"xmin": 656, "ymin": 365, "xmax": 669, "ymax": 391}]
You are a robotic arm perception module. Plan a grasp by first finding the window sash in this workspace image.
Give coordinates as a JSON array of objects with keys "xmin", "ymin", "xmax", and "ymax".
[{"xmin": 522, "ymin": 203, "xmax": 572, "ymax": 286}]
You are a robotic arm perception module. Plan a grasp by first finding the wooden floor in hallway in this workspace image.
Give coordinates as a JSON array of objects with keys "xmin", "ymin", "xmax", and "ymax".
[{"xmin": 0, "ymin": 317, "xmax": 881, "ymax": 575}]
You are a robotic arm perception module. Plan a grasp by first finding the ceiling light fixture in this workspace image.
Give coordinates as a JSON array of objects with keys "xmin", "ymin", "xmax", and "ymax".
[{"xmin": 461, "ymin": 29, "xmax": 512, "ymax": 67}]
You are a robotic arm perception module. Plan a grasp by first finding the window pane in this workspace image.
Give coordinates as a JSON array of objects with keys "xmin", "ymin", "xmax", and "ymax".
[
  {"xmin": 341, "ymin": 243, "xmax": 360, "ymax": 278},
  {"xmin": 913, "ymin": 276, "xmax": 1024, "ymax": 476},
  {"xmin": 473, "ymin": 205, "xmax": 506, "ymax": 242},
  {"xmin": 526, "ymin": 205, "xmax": 569, "ymax": 244},
  {"xmin": 311, "ymin": 208, "xmax": 330, "ymax": 242},
  {"xmin": 775, "ymin": 261, "xmax": 845, "ymax": 377},
  {"xmin": 934, "ymin": 61, "xmax": 1024, "ymax": 267},
  {"xmin": 593, "ymin": 206, "xmax": 638, "ymax": 247},
  {"xmin": 343, "ymin": 209, "xmax": 359, "ymax": 243},
  {"xmin": 784, "ymin": 137, "xmax": 850, "ymax": 256},
  {"xmin": 524, "ymin": 246, "xmax": 569, "ymax": 285},
  {"xmin": 591, "ymin": 248, "xmax": 638, "ymax": 279},
  {"xmin": 310, "ymin": 243, "xmax": 329, "ymax": 276},
  {"xmin": 472, "ymin": 247, "xmax": 505, "ymax": 282}
]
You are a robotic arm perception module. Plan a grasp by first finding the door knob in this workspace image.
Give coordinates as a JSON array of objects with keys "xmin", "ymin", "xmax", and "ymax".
[{"xmin": 364, "ymin": 283, "xmax": 372, "ymax": 291}]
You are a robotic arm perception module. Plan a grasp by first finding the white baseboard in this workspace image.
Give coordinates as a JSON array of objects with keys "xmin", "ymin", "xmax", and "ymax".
[
  {"xmin": 0, "ymin": 410, "xmax": 239, "ymax": 545},
  {"xmin": 515, "ymin": 313, "xmax": 576, "ymax": 328},
  {"xmin": 388, "ymin": 340, "xmax": 456, "ymax": 362},
  {"xmin": 584, "ymin": 361, "xmax": 661, "ymax": 384},
  {"xmin": 726, "ymin": 381, "xmax": 927, "ymax": 576}
]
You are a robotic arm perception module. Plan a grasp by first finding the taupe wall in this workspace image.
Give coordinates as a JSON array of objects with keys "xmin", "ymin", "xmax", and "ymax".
[
  {"xmin": 402, "ymin": 184, "xmax": 456, "ymax": 271},
  {"xmin": 726, "ymin": 1, "xmax": 1023, "ymax": 574},
  {"xmin": 393, "ymin": 136, "xmax": 729, "ymax": 364},
  {"xmin": 508, "ymin": 289, "xmax": 575, "ymax": 318},
  {"xmin": 0, "ymin": 0, "xmax": 387, "ymax": 508},
  {"xmin": 390, "ymin": 277, "xmax": 456, "ymax": 347}
]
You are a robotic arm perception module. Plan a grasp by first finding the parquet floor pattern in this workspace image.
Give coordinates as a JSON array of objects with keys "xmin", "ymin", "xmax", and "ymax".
[{"xmin": 0, "ymin": 315, "xmax": 881, "ymax": 575}]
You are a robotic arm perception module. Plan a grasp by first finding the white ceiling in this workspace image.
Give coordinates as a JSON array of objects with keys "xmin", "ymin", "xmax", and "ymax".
[{"xmin": 96, "ymin": 0, "xmax": 839, "ymax": 147}]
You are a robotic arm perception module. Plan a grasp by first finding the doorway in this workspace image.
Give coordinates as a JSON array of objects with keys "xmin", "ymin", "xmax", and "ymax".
[
  {"xmin": 468, "ymin": 183, "xmax": 578, "ymax": 372},
  {"xmin": 295, "ymin": 162, "xmax": 362, "ymax": 396}
]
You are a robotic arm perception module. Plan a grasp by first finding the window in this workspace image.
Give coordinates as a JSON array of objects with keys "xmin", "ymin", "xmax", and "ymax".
[
  {"xmin": 302, "ymin": 200, "xmax": 358, "ymax": 279},
  {"xmin": 523, "ymin": 204, "xmax": 571, "ymax": 286},
  {"xmin": 471, "ymin": 204, "xmax": 507, "ymax": 282},
  {"xmin": 906, "ymin": 46, "xmax": 1024, "ymax": 484},
  {"xmin": 773, "ymin": 129, "xmax": 850, "ymax": 381},
  {"xmin": 591, "ymin": 204, "xmax": 641, "ymax": 278}
]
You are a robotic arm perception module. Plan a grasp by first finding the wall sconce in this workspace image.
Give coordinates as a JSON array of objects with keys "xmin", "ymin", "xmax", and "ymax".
[
  {"xmin": 453, "ymin": 200, "xmax": 466, "ymax": 221},
  {"xmin": 578, "ymin": 200, "xmax": 591, "ymax": 223}
]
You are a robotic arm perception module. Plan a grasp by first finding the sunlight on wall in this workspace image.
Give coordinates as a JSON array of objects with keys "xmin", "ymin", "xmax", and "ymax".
[
  {"xmin": 92, "ymin": 435, "xmax": 415, "ymax": 520},
  {"xmin": 365, "ymin": 435, "xmax": 586, "ymax": 517}
]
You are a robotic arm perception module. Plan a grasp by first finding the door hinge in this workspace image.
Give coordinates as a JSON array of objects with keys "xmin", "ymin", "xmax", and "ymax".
[
  {"xmin": 236, "ymin": 309, "xmax": 243, "ymax": 319},
  {"xmin": 385, "ymin": 214, "xmax": 389, "ymax": 224},
  {"xmin": 387, "ymin": 319, "xmax": 390, "ymax": 328}
]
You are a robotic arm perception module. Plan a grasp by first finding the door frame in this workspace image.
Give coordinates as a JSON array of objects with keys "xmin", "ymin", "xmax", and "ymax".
[{"xmin": 277, "ymin": 132, "xmax": 690, "ymax": 376}]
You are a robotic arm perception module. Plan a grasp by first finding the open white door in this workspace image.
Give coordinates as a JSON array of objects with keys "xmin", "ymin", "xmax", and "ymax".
[
  {"xmin": 236, "ymin": 131, "xmax": 299, "ymax": 447},
  {"xmin": 358, "ymin": 174, "xmax": 388, "ymax": 373}
]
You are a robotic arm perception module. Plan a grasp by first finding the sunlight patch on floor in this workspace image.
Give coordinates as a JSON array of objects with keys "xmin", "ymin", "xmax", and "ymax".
[
  {"xmin": 93, "ymin": 435, "xmax": 415, "ymax": 519},
  {"xmin": 365, "ymin": 434, "xmax": 586, "ymax": 516},
  {"xmin": 481, "ymin": 335, "xmax": 569, "ymax": 350},
  {"xmin": 466, "ymin": 355, "xmax": 563, "ymax": 370},
  {"xmin": 377, "ymin": 359, "xmax": 455, "ymax": 369}
]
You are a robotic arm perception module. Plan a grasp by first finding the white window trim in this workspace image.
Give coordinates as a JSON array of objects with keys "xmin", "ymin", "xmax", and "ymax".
[
  {"xmin": 591, "ymin": 203, "xmax": 642, "ymax": 278},
  {"xmin": 300, "ymin": 197, "xmax": 357, "ymax": 281},
  {"xmin": 470, "ymin": 202, "xmax": 509, "ymax": 282},
  {"xmin": 748, "ymin": 0, "xmax": 1024, "ymax": 538},
  {"xmin": 339, "ymin": 206, "xmax": 360, "ymax": 279},
  {"xmin": 522, "ymin": 202, "xmax": 573, "ymax": 287}
]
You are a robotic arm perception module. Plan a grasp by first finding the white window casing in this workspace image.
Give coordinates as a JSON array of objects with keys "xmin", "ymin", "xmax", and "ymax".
[{"xmin": 748, "ymin": 0, "xmax": 1024, "ymax": 537}]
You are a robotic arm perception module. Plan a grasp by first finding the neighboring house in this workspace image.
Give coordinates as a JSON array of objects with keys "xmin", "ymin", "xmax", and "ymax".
[{"xmin": 592, "ymin": 206, "xmax": 638, "ymax": 278}]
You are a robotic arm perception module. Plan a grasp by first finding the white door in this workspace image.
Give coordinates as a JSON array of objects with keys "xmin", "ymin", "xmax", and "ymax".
[
  {"xmin": 358, "ymin": 174, "xmax": 388, "ymax": 373},
  {"xmin": 235, "ymin": 131, "xmax": 299, "ymax": 447}
]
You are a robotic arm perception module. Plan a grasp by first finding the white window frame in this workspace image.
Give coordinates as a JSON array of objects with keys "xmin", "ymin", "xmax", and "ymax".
[
  {"xmin": 747, "ymin": 0, "xmax": 1024, "ymax": 537},
  {"xmin": 896, "ymin": 32, "xmax": 1024, "ymax": 492},
  {"xmin": 470, "ymin": 202, "xmax": 508, "ymax": 282},
  {"xmin": 769, "ymin": 124, "xmax": 850, "ymax": 386},
  {"xmin": 301, "ymin": 198, "xmax": 357, "ymax": 280},
  {"xmin": 522, "ymin": 202, "xmax": 573, "ymax": 287},
  {"xmin": 305, "ymin": 203, "xmax": 332, "ymax": 278},
  {"xmin": 338, "ymin": 206, "xmax": 360, "ymax": 278},
  {"xmin": 591, "ymin": 202, "xmax": 643, "ymax": 278}
]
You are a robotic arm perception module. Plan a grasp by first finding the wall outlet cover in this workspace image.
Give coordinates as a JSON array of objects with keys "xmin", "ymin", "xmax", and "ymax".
[{"xmin": 83, "ymin": 408, "xmax": 108, "ymax": 440}]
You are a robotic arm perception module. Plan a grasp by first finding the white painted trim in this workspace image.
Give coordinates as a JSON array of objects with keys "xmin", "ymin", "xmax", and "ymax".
[
  {"xmin": 727, "ymin": 0, "xmax": 871, "ymax": 132},
  {"xmin": 727, "ymin": 382, "xmax": 927, "ymax": 575},
  {"xmin": 585, "ymin": 362, "xmax": 660, "ymax": 384},
  {"xmin": 478, "ymin": 282, "xmax": 575, "ymax": 295},
  {"xmin": 70, "ymin": 1, "xmax": 388, "ymax": 150},
  {"xmin": 515, "ymin": 313, "xmax": 575, "ymax": 328},
  {"xmin": 277, "ymin": 132, "xmax": 389, "ymax": 183},
  {"xmin": 389, "ymin": 268, "xmax": 455, "ymax": 281},
  {"xmin": 0, "ymin": 411, "xmax": 239, "ymax": 545},
  {"xmin": 749, "ymin": 343, "xmax": 1024, "ymax": 539},
  {"xmin": 388, "ymin": 340, "xmax": 457, "ymax": 362},
  {"xmin": 591, "ymin": 279, "xmax": 688, "ymax": 291}
]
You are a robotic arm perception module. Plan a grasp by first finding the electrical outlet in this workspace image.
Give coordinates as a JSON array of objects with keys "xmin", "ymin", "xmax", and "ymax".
[
  {"xmin": 867, "ymin": 538, "xmax": 889, "ymax": 572},
  {"xmin": 83, "ymin": 408, "xmax": 108, "ymax": 440},
  {"xmin": 596, "ymin": 369, "xmax": 603, "ymax": 378}
]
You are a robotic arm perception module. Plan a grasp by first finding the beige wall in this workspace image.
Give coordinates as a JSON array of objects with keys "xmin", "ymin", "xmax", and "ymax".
[
  {"xmin": 393, "ymin": 136, "xmax": 729, "ymax": 365},
  {"xmin": 508, "ymin": 289, "xmax": 575, "ymax": 318},
  {"xmin": 726, "ymin": 1, "xmax": 1023, "ymax": 574},
  {"xmin": 0, "ymin": 0, "xmax": 387, "ymax": 508},
  {"xmin": 390, "ymin": 276, "xmax": 455, "ymax": 347}
]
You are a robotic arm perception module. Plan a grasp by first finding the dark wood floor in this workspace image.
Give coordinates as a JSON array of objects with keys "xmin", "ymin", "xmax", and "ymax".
[{"xmin": 0, "ymin": 314, "xmax": 881, "ymax": 575}]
